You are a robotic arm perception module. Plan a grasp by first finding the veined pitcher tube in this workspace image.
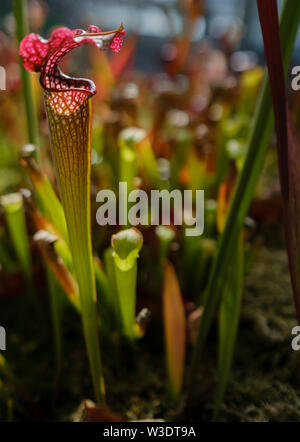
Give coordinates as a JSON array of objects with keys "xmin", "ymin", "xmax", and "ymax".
[{"xmin": 19, "ymin": 23, "xmax": 125, "ymax": 403}]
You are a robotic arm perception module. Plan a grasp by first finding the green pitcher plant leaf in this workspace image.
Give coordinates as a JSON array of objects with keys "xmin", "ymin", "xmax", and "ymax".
[
  {"xmin": 19, "ymin": 23, "xmax": 125, "ymax": 404},
  {"xmin": 111, "ymin": 228, "xmax": 143, "ymax": 339}
]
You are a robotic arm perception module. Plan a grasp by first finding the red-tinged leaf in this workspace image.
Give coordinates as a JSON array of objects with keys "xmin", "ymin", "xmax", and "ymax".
[
  {"xmin": 162, "ymin": 260, "xmax": 186, "ymax": 402},
  {"xmin": 257, "ymin": 0, "xmax": 288, "ymax": 197},
  {"xmin": 284, "ymin": 109, "xmax": 300, "ymax": 319},
  {"xmin": 257, "ymin": 0, "xmax": 300, "ymax": 320},
  {"xmin": 33, "ymin": 230, "xmax": 79, "ymax": 305},
  {"xmin": 109, "ymin": 35, "xmax": 138, "ymax": 81}
]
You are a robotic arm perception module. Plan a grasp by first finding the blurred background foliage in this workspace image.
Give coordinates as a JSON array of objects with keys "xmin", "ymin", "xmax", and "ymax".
[
  {"xmin": 1, "ymin": 0, "xmax": 300, "ymax": 71},
  {"xmin": 0, "ymin": 0, "xmax": 300, "ymax": 422}
]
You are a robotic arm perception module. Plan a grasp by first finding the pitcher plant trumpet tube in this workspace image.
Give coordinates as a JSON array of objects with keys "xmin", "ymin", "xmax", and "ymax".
[
  {"xmin": 19, "ymin": 24, "xmax": 125, "ymax": 403},
  {"xmin": 111, "ymin": 228, "xmax": 143, "ymax": 339}
]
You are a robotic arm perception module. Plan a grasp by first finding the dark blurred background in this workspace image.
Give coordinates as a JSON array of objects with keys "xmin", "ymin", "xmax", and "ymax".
[{"xmin": 0, "ymin": 0, "xmax": 299, "ymax": 70}]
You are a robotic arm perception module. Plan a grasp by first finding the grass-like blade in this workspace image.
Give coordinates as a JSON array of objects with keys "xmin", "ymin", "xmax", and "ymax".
[
  {"xmin": 189, "ymin": 0, "xmax": 300, "ymax": 396},
  {"xmin": 213, "ymin": 234, "xmax": 243, "ymax": 420},
  {"xmin": 257, "ymin": 0, "xmax": 300, "ymax": 321}
]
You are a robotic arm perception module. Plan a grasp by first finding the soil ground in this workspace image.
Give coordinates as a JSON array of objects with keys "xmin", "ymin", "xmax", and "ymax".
[{"xmin": 1, "ymin": 240, "xmax": 300, "ymax": 421}]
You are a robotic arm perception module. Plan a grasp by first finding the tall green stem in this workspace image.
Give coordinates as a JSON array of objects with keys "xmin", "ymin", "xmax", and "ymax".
[
  {"xmin": 44, "ymin": 93, "xmax": 105, "ymax": 403},
  {"xmin": 13, "ymin": 0, "xmax": 39, "ymax": 159}
]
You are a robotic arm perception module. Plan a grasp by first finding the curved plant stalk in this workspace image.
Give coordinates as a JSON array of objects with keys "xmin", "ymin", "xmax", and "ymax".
[
  {"xmin": 111, "ymin": 228, "xmax": 143, "ymax": 339},
  {"xmin": 19, "ymin": 23, "xmax": 125, "ymax": 404},
  {"xmin": 188, "ymin": 0, "xmax": 300, "ymax": 396},
  {"xmin": 34, "ymin": 230, "xmax": 80, "ymax": 389},
  {"xmin": 20, "ymin": 145, "xmax": 68, "ymax": 243},
  {"xmin": 23, "ymin": 188, "xmax": 75, "ymax": 380},
  {"xmin": 21, "ymin": 148, "xmax": 108, "ymax": 283},
  {"xmin": 20, "ymin": 148, "xmax": 69, "ymax": 386},
  {"xmin": 26, "ymin": 206, "xmax": 77, "ymax": 395},
  {"xmin": 20, "ymin": 148, "xmax": 70, "ymax": 378},
  {"xmin": 21, "ymin": 187, "xmax": 72, "ymax": 268},
  {"xmin": 33, "ymin": 230, "xmax": 80, "ymax": 312}
]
